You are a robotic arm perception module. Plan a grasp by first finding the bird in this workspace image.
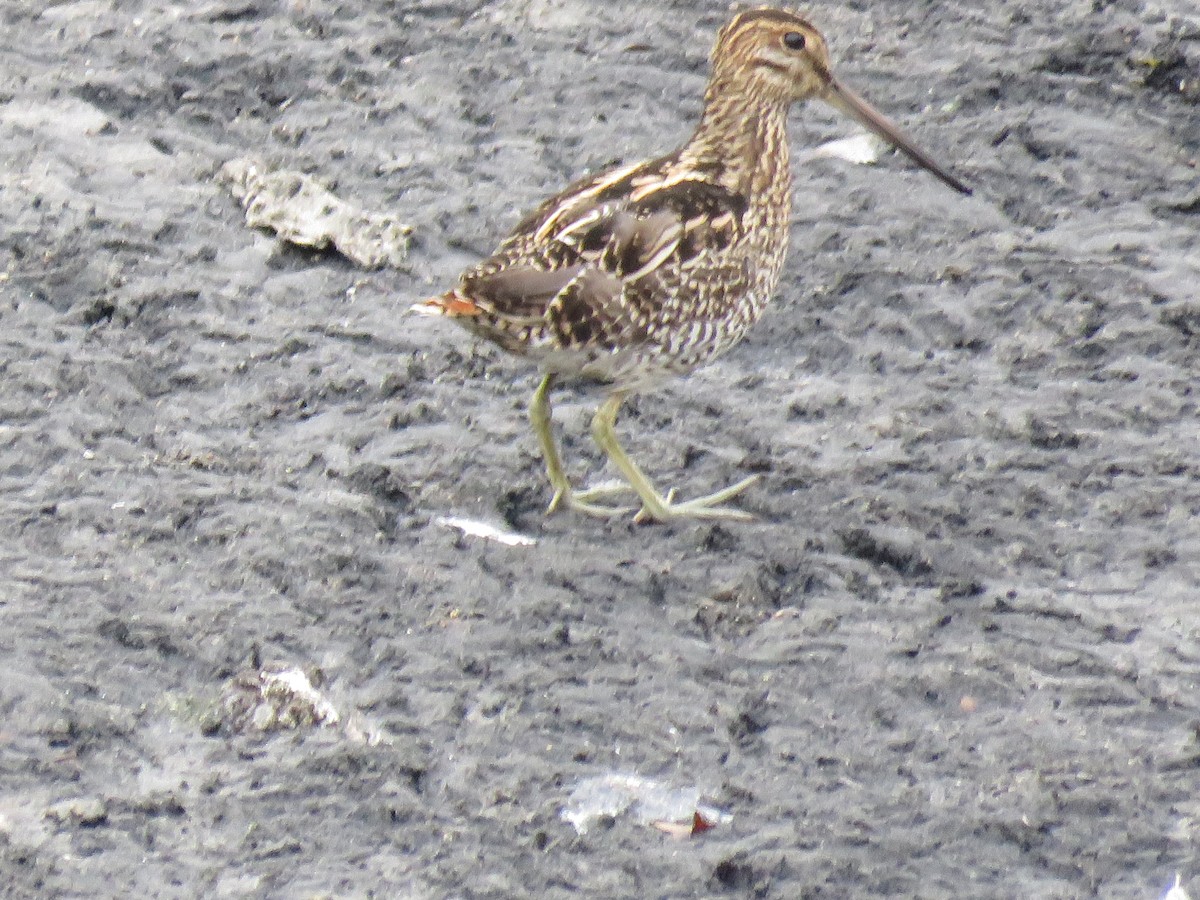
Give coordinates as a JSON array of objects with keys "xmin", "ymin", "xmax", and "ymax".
[{"xmin": 414, "ymin": 6, "xmax": 970, "ymax": 524}]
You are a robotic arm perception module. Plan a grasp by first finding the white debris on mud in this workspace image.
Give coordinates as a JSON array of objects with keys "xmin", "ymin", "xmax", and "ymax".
[
  {"xmin": 1163, "ymin": 874, "xmax": 1193, "ymax": 900},
  {"xmin": 807, "ymin": 132, "xmax": 884, "ymax": 165},
  {"xmin": 562, "ymin": 772, "xmax": 730, "ymax": 835},
  {"xmin": 219, "ymin": 663, "xmax": 386, "ymax": 746},
  {"xmin": 221, "ymin": 158, "xmax": 412, "ymax": 268},
  {"xmin": 436, "ymin": 515, "xmax": 538, "ymax": 547}
]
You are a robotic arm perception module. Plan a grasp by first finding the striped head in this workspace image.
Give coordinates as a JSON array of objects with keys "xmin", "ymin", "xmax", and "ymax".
[
  {"xmin": 708, "ymin": 6, "xmax": 971, "ymax": 194},
  {"xmin": 709, "ymin": 8, "xmax": 833, "ymax": 104}
]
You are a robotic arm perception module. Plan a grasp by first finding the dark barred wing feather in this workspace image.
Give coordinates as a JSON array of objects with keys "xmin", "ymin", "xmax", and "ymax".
[{"xmin": 459, "ymin": 158, "xmax": 749, "ymax": 351}]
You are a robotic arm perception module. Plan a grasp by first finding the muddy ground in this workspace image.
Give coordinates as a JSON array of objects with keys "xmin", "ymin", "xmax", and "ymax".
[{"xmin": 2, "ymin": 0, "xmax": 1199, "ymax": 897}]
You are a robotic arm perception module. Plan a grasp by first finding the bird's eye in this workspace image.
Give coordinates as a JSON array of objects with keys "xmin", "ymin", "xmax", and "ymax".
[{"xmin": 782, "ymin": 31, "xmax": 806, "ymax": 51}]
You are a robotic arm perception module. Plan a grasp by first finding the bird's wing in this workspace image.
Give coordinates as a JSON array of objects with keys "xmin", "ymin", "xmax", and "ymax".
[{"xmin": 460, "ymin": 161, "xmax": 747, "ymax": 348}]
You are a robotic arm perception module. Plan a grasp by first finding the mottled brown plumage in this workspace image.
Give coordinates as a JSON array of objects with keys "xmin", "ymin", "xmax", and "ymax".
[{"xmin": 415, "ymin": 7, "xmax": 968, "ymax": 523}]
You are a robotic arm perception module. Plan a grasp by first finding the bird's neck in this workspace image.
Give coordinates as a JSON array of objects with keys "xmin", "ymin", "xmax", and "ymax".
[{"xmin": 680, "ymin": 83, "xmax": 792, "ymax": 198}]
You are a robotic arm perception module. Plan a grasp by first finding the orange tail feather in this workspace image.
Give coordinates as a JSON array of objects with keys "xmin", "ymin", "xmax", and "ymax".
[{"xmin": 409, "ymin": 290, "xmax": 483, "ymax": 318}]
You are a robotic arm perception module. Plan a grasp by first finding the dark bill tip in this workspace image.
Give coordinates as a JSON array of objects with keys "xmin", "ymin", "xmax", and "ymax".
[{"xmin": 824, "ymin": 79, "xmax": 971, "ymax": 196}]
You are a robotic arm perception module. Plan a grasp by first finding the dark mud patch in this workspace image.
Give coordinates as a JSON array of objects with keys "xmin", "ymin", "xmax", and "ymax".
[{"xmin": 2, "ymin": 1, "xmax": 1198, "ymax": 897}]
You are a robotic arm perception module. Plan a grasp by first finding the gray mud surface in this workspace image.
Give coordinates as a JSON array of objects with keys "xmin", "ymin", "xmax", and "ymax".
[{"xmin": 3, "ymin": 1, "xmax": 1200, "ymax": 897}]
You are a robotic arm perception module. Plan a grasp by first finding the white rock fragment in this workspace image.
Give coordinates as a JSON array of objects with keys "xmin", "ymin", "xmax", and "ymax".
[
  {"xmin": 218, "ymin": 663, "xmax": 389, "ymax": 745},
  {"xmin": 44, "ymin": 797, "xmax": 107, "ymax": 827},
  {"xmin": 263, "ymin": 667, "xmax": 340, "ymax": 727},
  {"xmin": 220, "ymin": 158, "xmax": 411, "ymax": 268},
  {"xmin": 222, "ymin": 664, "xmax": 339, "ymax": 732}
]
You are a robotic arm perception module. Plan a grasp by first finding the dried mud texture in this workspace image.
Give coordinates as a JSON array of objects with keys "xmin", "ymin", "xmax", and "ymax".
[{"xmin": 2, "ymin": 1, "xmax": 1199, "ymax": 898}]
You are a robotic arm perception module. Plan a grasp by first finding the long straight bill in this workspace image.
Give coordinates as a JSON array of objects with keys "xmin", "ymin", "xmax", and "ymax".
[{"xmin": 824, "ymin": 78, "xmax": 971, "ymax": 195}]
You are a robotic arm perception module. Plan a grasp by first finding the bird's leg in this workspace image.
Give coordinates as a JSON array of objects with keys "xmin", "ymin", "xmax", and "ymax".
[
  {"xmin": 530, "ymin": 374, "xmax": 568, "ymax": 505},
  {"xmin": 529, "ymin": 374, "xmax": 634, "ymax": 517},
  {"xmin": 591, "ymin": 392, "xmax": 760, "ymax": 523}
]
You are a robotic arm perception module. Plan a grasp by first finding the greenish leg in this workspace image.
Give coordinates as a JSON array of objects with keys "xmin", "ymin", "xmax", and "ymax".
[
  {"xmin": 529, "ymin": 374, "xmax": 568, "ymax": 507},
  {"xmin": 590, "ymin": 392, "xmax": 759, "ymax": 524},
  {"xmin": 529, "ymin": 374, "xmax": 634, "ymax": 518}
]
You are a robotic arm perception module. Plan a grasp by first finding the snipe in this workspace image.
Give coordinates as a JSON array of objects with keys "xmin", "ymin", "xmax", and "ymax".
[{"xmin": 415, "ymin": 7, "xmax": 969, "ymax": 523}]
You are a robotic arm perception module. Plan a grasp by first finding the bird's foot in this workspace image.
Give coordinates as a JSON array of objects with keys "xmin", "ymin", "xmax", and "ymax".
[
  {"xmin": 546, "ymin": 480, "xmax": 636, "ymax": 518},
  {"xmin": 632, "ymin": 474, "xmax": 760, "ymax": 524}
]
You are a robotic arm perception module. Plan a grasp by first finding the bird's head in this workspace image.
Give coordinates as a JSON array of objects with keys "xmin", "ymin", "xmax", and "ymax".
[
  {"xmin": 710, "ymin": 7, "xmax": 970, "ymax": 194},
  {"xmin": 711, "ymin": 8, "xmax": 833, "ymax": 104}
]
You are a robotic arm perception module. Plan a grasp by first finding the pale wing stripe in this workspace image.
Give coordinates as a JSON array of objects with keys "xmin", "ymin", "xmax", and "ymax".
[
  {"xmin": 533, "ymin": 161, "xmax": 643, "ymax": 243},
  {"xmin": 622, "ymin": 221, "xmax": 683, "ymax": 282}
]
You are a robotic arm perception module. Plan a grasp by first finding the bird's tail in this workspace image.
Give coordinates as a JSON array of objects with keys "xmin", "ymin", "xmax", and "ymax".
[{"xmin": 409, "ymin": 290, "xmax": 483, "ymax": 318}]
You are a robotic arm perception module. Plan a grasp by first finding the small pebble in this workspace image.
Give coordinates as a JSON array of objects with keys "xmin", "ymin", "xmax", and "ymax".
[{"xmin": 44, "ymin": 797, "xmax": 107, "ymax": 827}]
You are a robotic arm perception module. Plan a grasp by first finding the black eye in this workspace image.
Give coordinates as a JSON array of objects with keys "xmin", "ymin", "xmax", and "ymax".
[{"xmin": 783, "ymin": 31, "xmax": 806, "ymax": 51}]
